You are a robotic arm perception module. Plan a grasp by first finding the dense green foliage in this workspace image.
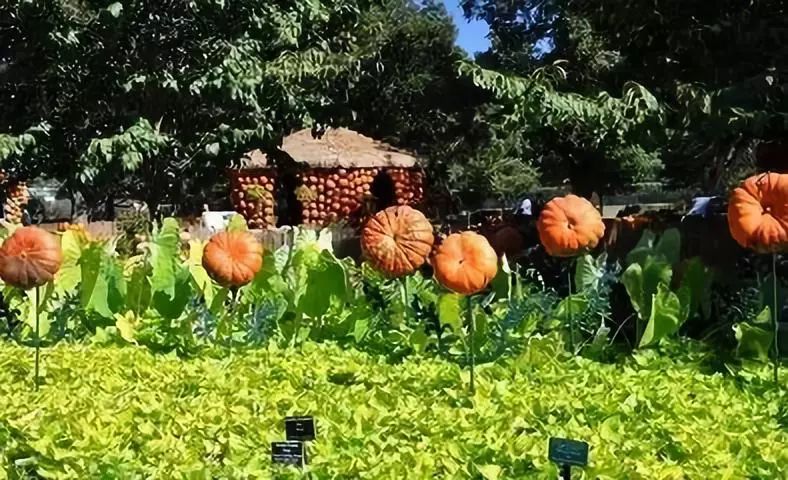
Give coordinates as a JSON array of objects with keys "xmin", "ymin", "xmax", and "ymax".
[
  {"xmin": 462, "ymin": 0, "xmax": 788, "ymax": 193},
  {"xmin": 0, "ymin": 340, "xmax": 784, "ymax": 478}
]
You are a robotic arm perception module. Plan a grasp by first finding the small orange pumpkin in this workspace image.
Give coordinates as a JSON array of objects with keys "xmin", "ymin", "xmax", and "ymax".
[
  {"xmin": 0, "ymin": 226, "xmax": 63, "ymax": 289},
  {"xmin": 361, "ymin": 205, "xmax": 434, "ymax": 277},
  {"xmin": 537, "ymin": 194, "xmax": 605, "ymax": 257},
  {"xmin": 432, "ymin": 231, "xmax": 498, "ymax": 295},
  {"xmin": 728, "ymin": 172, "xmax": 788, "ymax": 252},
  {"xmin": 202, "ymin": 231, "xmax": 263, "ymax": 287}
]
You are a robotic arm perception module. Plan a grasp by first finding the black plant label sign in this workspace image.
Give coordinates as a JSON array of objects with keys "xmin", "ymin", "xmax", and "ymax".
[
  {"xmin": 271, "ymin": 441, "xmax": 306, "ymax": 466},
  {"xmin": 548, "ymin": 437, "xmax": 589, "ymax": 467},
  {"xmin": 285, "ymin": 416, "xmax": 316, "ymax": 441}
]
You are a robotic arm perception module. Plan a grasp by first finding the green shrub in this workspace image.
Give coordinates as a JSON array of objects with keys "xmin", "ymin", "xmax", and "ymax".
[{"xmin": 0, "ymin": 339, "xmax": 784, "ymax": 479}]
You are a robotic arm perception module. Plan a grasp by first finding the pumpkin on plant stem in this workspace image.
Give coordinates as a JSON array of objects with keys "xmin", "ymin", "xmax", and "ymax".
[
  {"xmin": 361, "ymin": 205, "xmax": 434, "ymax": 277},
  {"xmin": 537, "ymin": 194, "xmax": 605, "ymax": 257},
  {"xmin": 202, "ymin": 230, "xmax": 263, "ymax": 287},
  {"xmin": 432, "ymin": 231, "xmax": 497, "ymax": 295},
  {"xmin": 728, "ymin": 172, "xmax": 788, "ymax": 253},
  {"xmin": 0, "ymin": 226, "xmax": 63, "ymax": 290}
]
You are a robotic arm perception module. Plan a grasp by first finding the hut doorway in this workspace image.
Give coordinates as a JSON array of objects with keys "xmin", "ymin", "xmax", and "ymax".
[
  {"xmin": 276, "ymin": 172, "xmax": 302, "ymax": 227},
  {"xmin": 370, "ymin": 170, "xmax": 396, "ymax": 212}
]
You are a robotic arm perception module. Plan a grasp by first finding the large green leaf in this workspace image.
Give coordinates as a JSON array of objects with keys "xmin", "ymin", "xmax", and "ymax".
[
  {"xmin": 622, "ymin": 257, "xmax": 672, "ymax": 321},
  {"xmin": 152, "ymin": 268, "xmax": 193, "ymax": 320},
  {"xmin": 299, "ymin": 250, "xmax": 347, "ymax": 318},
  {"xmin": 226, "ymin": 214, "xmax": 248, "ymax": 232},
  {"xmin": 575, "ymin": 253, "xmax": 604, "ymax": 292},
  {"xmin": 626, "ymin": 229, "xmax": 656, "ymax": 266},
  {"xmin": 149, "ymin": 218, "xmax": 180, "ymax": 298},
  {"xmin": 187, "ymin": 240, "xmax": 214, "ymax": 305},
  {"xmin": 734, "ymin": 307, "xmax": 774, "ymax": 361},
  {"xmin": 79, "ymin": 243, "xmax": 105, "ymax": 310},
  {"xmin": 438, "ymin": 293, "xmax": 465, "ymax": 334},
  {"xmin": 639, "ymin": 283, "xmax": 684, "ymax": 347},
  {"xmin": 654, "ymin": 228, "xmax": 681, "ymax": 265},
  {"xmin": 55, "ymin": 229, "xmax": 85, "ymax": 294},
  {"xmin": 678, "ymin": 257, "xmax": 712, "ymax": 319}
]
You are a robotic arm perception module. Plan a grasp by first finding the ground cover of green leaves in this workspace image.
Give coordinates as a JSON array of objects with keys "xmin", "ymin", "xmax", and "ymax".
[{"xmin": 0, "ymin": 339, "xmax": 785, "ymax": 479}]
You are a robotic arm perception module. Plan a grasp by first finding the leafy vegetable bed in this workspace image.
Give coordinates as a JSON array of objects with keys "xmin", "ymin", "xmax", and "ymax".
[{"xmin": 0, "ymin": 340, "xmax": 785, "ymax": 479}]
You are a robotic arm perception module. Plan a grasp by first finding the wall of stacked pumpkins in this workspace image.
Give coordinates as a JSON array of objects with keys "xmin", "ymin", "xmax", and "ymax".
[{"xmin": 229, "ymin": 167, "xmax": 425, "ymax": 229}]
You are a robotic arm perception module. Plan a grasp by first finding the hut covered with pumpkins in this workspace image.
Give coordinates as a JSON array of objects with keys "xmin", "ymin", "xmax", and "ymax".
[{"xmin": 228, "ymin": 128, "xmax": 426, "ymax": 229}]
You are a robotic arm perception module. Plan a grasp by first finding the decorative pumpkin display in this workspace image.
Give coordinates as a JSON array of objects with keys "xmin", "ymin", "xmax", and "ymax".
[
  {"xmin": 537, "ymin": 194, "xmax": 605, "ymax": 257},
  {"xmin": 229, "ymin": 169, "xmax": 277, "ymax": 229},
  {"xmin": 0, "ymin": 226, "xmax": 63, "ymax": 290},
  {"xmin": 728, "ymin": 172, "xmax": 788, "ymax": 252},
  {"xmin": 202, "ymin": 231, "xmax": 263, "ymax": 287},
  {"xmin": 361, "ymin": 205, "xmax": 434, "ymax": 277},
  {"xmin": 432, "ymin": 231, "xmax": 498, "ymax": 295},
  {"xmin": 229, "ymin": 166, "xmax": 425, "ymax": 228}
]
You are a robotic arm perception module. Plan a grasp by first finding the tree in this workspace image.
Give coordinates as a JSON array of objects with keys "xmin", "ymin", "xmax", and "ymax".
[
  {"xmin": 0, "ymin": 0, "xmax": 394, "ymax": 217},
  {"xmin": 463, "ymin": 0, "xmax": 788, "ymax": 192}
]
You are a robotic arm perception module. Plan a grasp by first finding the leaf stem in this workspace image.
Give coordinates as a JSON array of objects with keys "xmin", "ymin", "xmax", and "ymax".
[
  {"xmin": 467, "ymin": 295, "xmax": 475, "ymax": 395},
  {"xmin": 33, "ymin": 285, "xmax": 40, "ymax": 391}
]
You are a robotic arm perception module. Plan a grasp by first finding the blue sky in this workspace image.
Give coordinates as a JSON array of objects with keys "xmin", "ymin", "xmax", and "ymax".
[{"xmin": 442, "ymin": 1, "xmax": 490, "ymax": 55}]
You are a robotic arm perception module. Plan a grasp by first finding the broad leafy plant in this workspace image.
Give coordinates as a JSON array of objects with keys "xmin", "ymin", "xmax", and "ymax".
[{"xmin": 621, "ymin": 229, "xmax": 712, "ymax": 348}]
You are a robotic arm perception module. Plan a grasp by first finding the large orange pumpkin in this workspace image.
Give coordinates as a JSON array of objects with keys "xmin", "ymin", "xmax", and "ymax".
[
  {"xmin": 728, "ymin": 172, "xmax": 788, "ymax": 252},
  {"xmin": 361, "ymin": 205, "xmax": 434, "ymax": 277},
  {"xmin": 432, "ymin": 231, "xmax": 498, "ymax": 295},
  {"xmin": 537, "ymin": 194, "xmax": 605, "ymax": 257},
  {"xmin": 202, "ymin": 231, "xmax": 263, "ymax": 287},
  {"xmin": 0, "ymin": 226, "xmax": 63, "ymax": 289}
]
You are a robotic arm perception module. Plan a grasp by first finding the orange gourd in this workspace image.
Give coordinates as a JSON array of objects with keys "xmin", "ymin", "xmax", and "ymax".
[
  {"xmin": 432, "ymin": 231, "xmax": 498, "ymax": 295},
  {"xmin": 537, "ymin": 194, "xmax": 605, "ymax": 257},
  {"xmin": 0, "ymin": 226, "xmax": 63, "ymax": 289},
  {"xmin": 728, "ymin": 172, "xmax": 788, "ymax": 252},
  {"xmin": 202, "ymin": 231, "xmax": 263, "ymax": 287},
  {"xmin": 361, "ymin": 205, "xmax": 434, "ymax": 277}
]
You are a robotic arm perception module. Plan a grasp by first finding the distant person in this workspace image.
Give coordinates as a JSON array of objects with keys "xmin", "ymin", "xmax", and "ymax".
[
  {"xmin": 683, "ymin": 195, "xmax": 722, "ymax": 221},
  {"xmin": 515, "ymin": 197, "xmax": 532, "ymax": 216}
]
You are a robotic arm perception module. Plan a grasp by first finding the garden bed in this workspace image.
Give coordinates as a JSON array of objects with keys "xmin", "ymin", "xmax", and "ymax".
[{"xmin": 0, "ymin": 340, "xmax": 784, "ymax": 479}]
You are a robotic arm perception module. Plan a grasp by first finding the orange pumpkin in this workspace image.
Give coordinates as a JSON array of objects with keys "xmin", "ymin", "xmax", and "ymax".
[
  {"xmin": 361, "ymin": 205, "xmax": 434, "ymax": 277},
  {"xmin": 537, "ymin": 194, "xmax": 605, "ymax": 257},
  {"xmin": 0, "ymin": 226, "xmax": 63, "ymax": 289},
  {"xmin": 728, "ymin": 172, "xmax": 788, "ymax": 252},
  {"xmin": 432, "ymin": 231, "xmax": 498, "ymax": 295},
  {"xmin": 202, "ymin": 231, "xmax": 263, "ymax": 287}
]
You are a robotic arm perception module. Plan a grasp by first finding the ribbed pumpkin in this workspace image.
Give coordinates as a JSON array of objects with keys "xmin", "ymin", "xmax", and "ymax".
[
  {"xmin": 728, "ymin": 172, "xmax": 788, "ymax": 253},
  {"xmin": 433, "ymin": 231, "xmax": 498, "ymax": 295},
  {"xmin": 0, "ymin": 226, "xmax": 63, "ymax": 289},
  {"xmin": 537, "ymin": 194, "xmax": 605, "ymax": 257},
  {"xmin": 361, "ymin": 205, "xmax": 434, "ymax": 277},
  {"xmin": 202, "ymin": 231, "xmax": 263, "ymax": 287}
]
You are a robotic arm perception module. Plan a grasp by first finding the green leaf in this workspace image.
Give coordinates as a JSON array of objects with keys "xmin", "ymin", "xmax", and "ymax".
[
  {"xmin": 188, "ymin": 240, "xmax": 214, "ymax": 305},
  {"xmin": 622, "ymin": 258, "xmax": 672, "ymax": 321},
  {"xmin": 299, "ymin": 250, "xmax": 347, "ymax": 317},
  {"xmin": 55, "ymin": 229, "xmax": 85, "ymax": 294},
  {"xmin": 114, "ymin": 311, "xmax": 138, "ymax": 344},
  {"xmin": 226, "ymin": 214, "xmax": 248, "ymax": 232},
  {"xmin": 438, "ymin": 293, "xmax": 465, "ymax": 334},
  {"xmin": 575, "ymin": 253, "xmax": 602, "ymax": 291},
  {"xmin": 149, "ymin": 218, "xmax": 180, "ymax": 298},
  {"xmin": 626, "ymin": 230, "xmax": 656, "ymax": 266},
  {"xmin": 734, "ymin": 307, "xmax": 774, "ymax": 361},
  {"xmin": 152, "ymin": 268, "xmax": 193, "ymax": 320},
  {"xmin": 639, "ymin": 283, "xmax": 683, "ymax": 347},
  {"xmin": 79, "ymin": 243, "xmax": 105, "ymax": 310},
  {"xmin": 654, "ymin": 228, "xmax": 681, "ymax": 265},
  {"xmin": 477, "ymin": 464, "xmax": 502, "ymax": 480},
  {"xmin": 678, "ymin": 257, "xmax": 712, "ymax": 319}
]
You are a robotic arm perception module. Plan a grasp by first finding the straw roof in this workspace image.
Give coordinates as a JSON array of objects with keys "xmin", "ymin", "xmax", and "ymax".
[{"xmin": 241, "ymin": 128, "xmax": 419, "ymax": 169}]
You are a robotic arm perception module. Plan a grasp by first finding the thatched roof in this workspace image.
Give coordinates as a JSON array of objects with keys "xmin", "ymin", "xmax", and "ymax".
[{"xmin": 241, "ymin": 128, "xmax": 419, "ymax": 169}]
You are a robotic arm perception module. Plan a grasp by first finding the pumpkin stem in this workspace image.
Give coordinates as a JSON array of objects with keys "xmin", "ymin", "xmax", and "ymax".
[
  {"xmin": 772, "ymin": 252, "xmax": 781, "ymax": 386},
  {"xmin": 567, "ymin": 260, "xmax": 575, "ymax": 354},
  {"xmin": 466, "ymin": 295, "xmax": 475, "ymax": 396},
  {"xmin": 33, "ymin": 285, "xmax": 40, "ymax": 391}
]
